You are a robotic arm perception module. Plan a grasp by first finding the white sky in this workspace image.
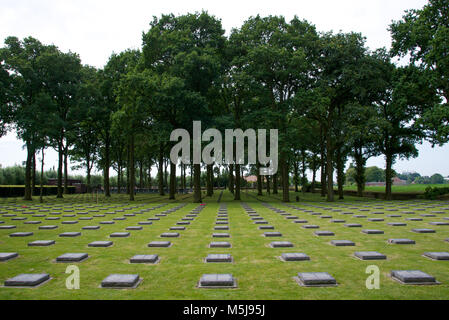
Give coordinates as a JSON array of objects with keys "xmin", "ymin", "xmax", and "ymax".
[{"xmin": 1, "ymin": 0, "xmax": 448, "ymax": 178}]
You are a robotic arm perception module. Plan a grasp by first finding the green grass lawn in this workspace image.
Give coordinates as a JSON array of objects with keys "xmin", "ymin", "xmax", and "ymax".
[
  {"xmin": 0, "ymin": 191, "xmax": 449, "ymax": 300},
  {"xmin": 343, "ymin": 184, "xmax": 448, "ymax": 194}
]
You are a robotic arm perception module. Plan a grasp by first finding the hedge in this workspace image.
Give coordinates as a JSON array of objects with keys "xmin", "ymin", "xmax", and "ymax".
[
  {"xmin": 0, "ymin": 186, "xmax": 76, "ymax": 197},
  {"xmin": 423, "ymin": 186, "xmax": 449, "ymax": 200}
]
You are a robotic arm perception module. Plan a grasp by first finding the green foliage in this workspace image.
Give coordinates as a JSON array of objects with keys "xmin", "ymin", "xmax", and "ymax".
[{"xmin": 423, "ymin": 186, "xmax": 449, "ymax": 199}]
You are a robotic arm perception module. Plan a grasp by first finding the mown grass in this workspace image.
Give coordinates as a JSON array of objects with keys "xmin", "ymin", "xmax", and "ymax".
[{"xmin": 0, "ymin": 191, "xmax": 449, "ymax": 300}]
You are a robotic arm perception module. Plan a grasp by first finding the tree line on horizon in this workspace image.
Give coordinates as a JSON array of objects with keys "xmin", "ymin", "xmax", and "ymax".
[{"xmin": 0, "ymin": 0, "xmax": 448, "ymax": 202}]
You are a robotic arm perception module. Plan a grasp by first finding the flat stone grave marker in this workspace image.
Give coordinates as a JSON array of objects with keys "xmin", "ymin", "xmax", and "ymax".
[
  {"xmin": 331, "ymin": 240, "xmax": 355, "ymax": 247},
  {"xmin": 429, "ymin": 222, "xmax": 449, "ymax": 226},
  {"xmin": 389, "ymin": 239, "xmax": 415, "ymax": 244},
  {"xmin": 421, "ymin": 214, "xmax": 436, "ymax": 217},
  {"xmin": 294, "ymin": 220, "xmax": 308, "ymax": 224},
  {"xmin": 83, "ymin": 226, "xmax": 100, "ymax": 230},
  {"xmin": 148, "ymin": 218, "xmax": 160, "ymax": 221},
  {"xmin": 320, "ymin": 216, "xmax": 332, "ymax": 219},
  {"xmin": 205, "ymin": 254, "xmax": 233, "ymax": 263},
  {"xmin": 296, "ymin": 273, "xmax": 337, "ymax": 287},
  {"xmin": 110, "ymin": 232, "xmax": 130, "ymax": 238},
  {"xmin": 62, "ymin": 221, "xmax": 78, "ymax": 225},
  {"xmin": 407, "ymin": 218, "xmax": 423, "ymax": 221},
  {"xmin": 412, "ymin": 229, "xmax": 436, "ymax": 234},
  {"xmin": 170, "ymin": 227, "xmax": 186, "ymax": 231},
  {"xmin": 160, "ymin": 233, "xmax": 180, "ymax": 238},
  {"xmin": 101, "ymin": 274, "xmax": 141, "ymax": 289},
  {"xmin": 388, "ymin": 223, "xmax": 407, "ymax": 227},
  {"xmin": 354, "ymin": 252, "xmax": 387, "ymax": 261},
  {"xmin": 391, "ymin": 270, "xmax": 439, "ymax": 285},
  {"xmin": 345, "ymin": 224, "xmax": 362, "ymax": 228},
  {"xmin": 0, "ymin": 252, "xmax": 19, "ymax": 262},
  {"xmin": 130, "ymin": 255, "xmax": 159, "ymax": 264},
  {"xmin": 213, "ymin": 233, "xmax": 230, "ymax": 238},
  {"xmin": 24, "ymin": 221, "xmax": 41, "ymax": 225},
  {"xmin": 126, "ymin": 226, "xmax": 143, "ymax": 231},
  {"xmin": 423, "ymin": 252, "xmax": 449, "ymax": 261},
  {"xmin": 4, "ymin": 274, "xmax": 50, "ymax": 287},
  {"xmin": 56, "ymin": 253, "xmax": 88, "ymax": 262},
  {"xmin": 39, "ymin": 225, "xmax": 58, "ymax": 230},
  {"xmin": 281, "ymin": 253, "xmax": 310, "ymax": 261},
  {"xmin": 199, "ymin": 274, "xmax": 236, "ymax": 288},
  {"xmin": 89, "ymin": 241, "xmax": 113, "ymax": 248},
  {"xmin": 28, "ymin": 240, "xmax": 55, "ymax": 247},
  {"xmin": 10, "ymin": 232, "xmax": 33, "ymax": 237},
  {"xmin": 354, "ymin": 215, "xmax": 367, "ymax": 218},
  {"xmin": 255, "ymin": 221, "xmax": 268, "ymax": 225},
  {"xmin": 0, "ymin": 225, "xmax": 16, "ymax": 229},
  {"xmin": 303, "ymin": 225, "xmax": 320, "ymax": 229},
  {"xmin": 270, "ymin": 241, "xmax": 294, "ymax": 248},
  {"xmin": 362, "ymin": 230, "xmax": 384, "ymax": 235},
  {"xmin": 46, "ymin": 217, "xmax": 60, "ymax": 221},
  {"xmin": 62, "ymin": 215, "xmax": 76, "ymax": 218},
  {"xmin": 210, "ymin": 242, "xmax": 231, "ymax": 248},
  {"xmin": 148, "ymin": 241, "xmax": 171, "ymax": 248},
  {"xmin": 138, "ymin": 222, "xmax": 152, "ymax": 225},
  {"xmin": 368, "ymin": 218, "xmax": 384, "ymax": 222},
  {"xmin": 113, "ymin": 217, "xmax": 126, "ymax": 221},
  {"xmin": 331, "ymin": 220, "xmax": 345, "ymax": 223},
  {"xmin": 59, "ymin": 232, "xmax": 81, "ymax": 237},
  {"xmin": 100, "ymin": 221, "xmax": 115, "ymax": 225},
  {"xmin": 315, "ymin": 231, "xmax": 335, "ymax": 236},
  {"xmin": 259, "ymin": 226, "xmax": 275, "ymax": 230},
  {"xmin": 215, "ymin": 226, "xmax": 229, "ymax": 230},
  {"xmin": 264, "ymin": 232, "xmax": 282, "ymax": 237}
]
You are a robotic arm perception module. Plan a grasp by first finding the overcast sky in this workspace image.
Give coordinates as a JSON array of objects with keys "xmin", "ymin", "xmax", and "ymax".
[{"xmin": 1, "ymin": 0, "xmax": 448, "ymax": 178}]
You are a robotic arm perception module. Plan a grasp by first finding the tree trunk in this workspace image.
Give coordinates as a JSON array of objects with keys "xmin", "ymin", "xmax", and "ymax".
[
  {"xmin": 193, "ymin": 164, "xmax": 202, "ymax": 203},
  {"xmin": 63, "ymin": 146, "xmax": 69, "ymax": 195},
  {"xmin": 206, "ymin": 165, "xmax": 213, "ymax": 197},
  {"xmin": 385, "ymin": 152, "xmax": 393, "ymax": 201},
  {"xmin": 320, "ymin": 126, "xmax": 327, "ymax": 197},
  {"xmin": 312, "ymin": 168, "xmax": 317, "ymax": 193},
  {"xmin": 294, "ymin": 159, "xmax": 299, "ymax": 193},
  {"xmin": 326, "ymin": 127, "xmax": 335, "ymax": 202},
  {"xmin": 281, "ymin": 155, "xmax": 290, "ymax": 203},
  {"xmin": 257, "ymin": 163, "xmax": 263, "ymax": 196},
  {"xmin": 32, "ymin": 153, "xmax": 36, "ymax": 196},
  {"xmin": 40, "ymin": 148, "xmax": 45, "ymax": 203},
  {"xmin": 266, "ymin": 176, "xmax": 271, "ymax": 194},
  {"xmin": 354, "ymin": 148, "xmax": 366, "ymax": 197},
  {"xmin": 301, "ymin": 150, "xmax": 307, "ymax": 194},
  {"xmin": 273, "ymin": 173, "xmax": 278, "ymax": 195},
  {"xmin": 104, "ymin": 136, "xmax": 111, "ymax": 197},
  {"xmin": 129, "ymin": 135, "xmax": 135, "ymax": 201},
  {"xmin": 336, "ymin": 148, "xmax": 345, "ymax": 200},
  {"xmin": 234, "ymin": 164, "xmax": 241, "ymax": 201},
  {"xmin": 164, "ymin": 160, "xmax": 168, "ymax": 192},
  {"xmin": 169, "ymin": 162, "xmax": 176, "ymax": 200},
  {"xmin": 229, "ymin": 164, "xmax": 235, "ymax": 194},
  {"xmin": 158, "ymin": 146, "xmax": 164, "ymax": 196},
  {"xmin": 57, "ymin": 140, "xmax": 63, "ymax": 198},
  {"xmin": 126, "ymin": 147, "xmax": 130, "ymax": 195},
  {"xmin": 24, "ymin": 142, "xmax": 33, "ymax": 201},
  {"xmin": 139, "ymin": 161, "xmax": 144, "ymax": 189},
  {"xmin": 117, "ymin": 164, "xmax": 122, "ymax": 194}
]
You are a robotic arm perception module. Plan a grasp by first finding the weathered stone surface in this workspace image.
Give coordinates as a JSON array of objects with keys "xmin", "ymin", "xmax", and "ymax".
[
  {"xmin": 209, "ymin": 242, "xmax": 231, "ymax": 248},
  {"xmin": 362, "ymin": 230, "xmax": 384, "ymax": 234},
  {"xmin": 10, "ymin": 232, "xmax": 33, "ymax": 237},
  {"xmin": 297, "ymin": 273, "xmax": 337, "ymax": 286},
  {"xmin": 39, "ymin": 225, "xmax": 58, "ymax": 230},
  {"xmin": 354, "ymin": 252, "xmax": 387, "ymax": 261},
  {"xmin": 205, "ymin": 254, "xmax": 233, "ymax": 263},
  {"xmin": 391, "ymin": 270, "xmax": 438, "ymax": 285},
  {"xmin": 148, "ymin": 241, "xmax": 171, "ymax": 248},
  {"xmin": 345, "ymin": 224, "xmax": 362, "ymax": 228},
  {"xmin": 213, "ymin": 233, "xmax": 230, "ymax": 238},
  {"xmin": 130, "ymin": 255, "xmax": 159, "ymax": 264},
  {"xmin": 56, "ymin": 253, "xmax": 88, "ymax": 262},
  {"xmin": 331, "ymin": 240, "xmax": 355, "ymax": 247},
  {"xmin": 28, "ymin": 240, "xmax": 55, "ymax": 247},
  {"xmin": 88, "ymin": 241, "xmax": 113, "ymax": 247},
  {"xmin": 110, "ymin": 232, "xmax": 130, "ymax": 238},
  {"xmin": 412, "ymin": 229, "xmax": 436, "ymax": 234},
  {"xmin": 0, "ymin": 252, "xmax": 19, "ymax": 262},
  {"xmin": 270, "ymin": 241, "xmax": 294, "ymax": 248},
  {"xmin": 388, "ymin": 239, "xmax": 416, "ymax": 244},
  {"xmin": 315, "ymin": 231, "xmax": 335, "ymax": 236},
  {"xmin": 59, "ymin": 232, "xmax": 81, "ymax": 237},
  {"xmin": 101, "ymin": 274, "xmax": 140, "ymax": 288},
  {"xmin": 199, "ymin": 274, "xmax": 236, "ymax": 288},
  {"xmin": 5, "ymin": 274, "xmax": 50, "ymax": 287},
  {"xmin": 160, "ymin": 233, "xmax": 180, "ymax": 238},
  {"xmin": 281, "ymin": 253, "xmax": 310, "ymax": 261},
  {"xmin": 82, "ymin": 226, "xmax": 100, "ymax": 230},
  {"xmin": 423, "ymin": 252, "xmax": 449, "ymax": 261},
  {"xmin": 303, "ymin": 225, "xmax": 320, "ymax": 229},
  {"xmin": 264, "ymin": 232, "xmax": 282, "ymax": 237},
  {"xmin": 126, "ymin": 226, "xmax": 143, "ymax": 231}
]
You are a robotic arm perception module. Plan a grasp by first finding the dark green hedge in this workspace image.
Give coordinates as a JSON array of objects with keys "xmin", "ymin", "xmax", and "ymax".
[
  {"xmin": 0, "ymin": 186, "xmax": 76, "ymax": 197},
  {"xmin": 423, "ymin": 186, "xmax": 449, "ymax": 200}
]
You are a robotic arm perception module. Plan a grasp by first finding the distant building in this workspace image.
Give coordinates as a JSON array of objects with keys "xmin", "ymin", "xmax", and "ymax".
[
  {"xmin": 244, "ymin": 176, "xmax": 258, "ymax": 183},
  {"xmin": 365, "ymin": 177, "xmax": 407, "ymax": 187}
]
